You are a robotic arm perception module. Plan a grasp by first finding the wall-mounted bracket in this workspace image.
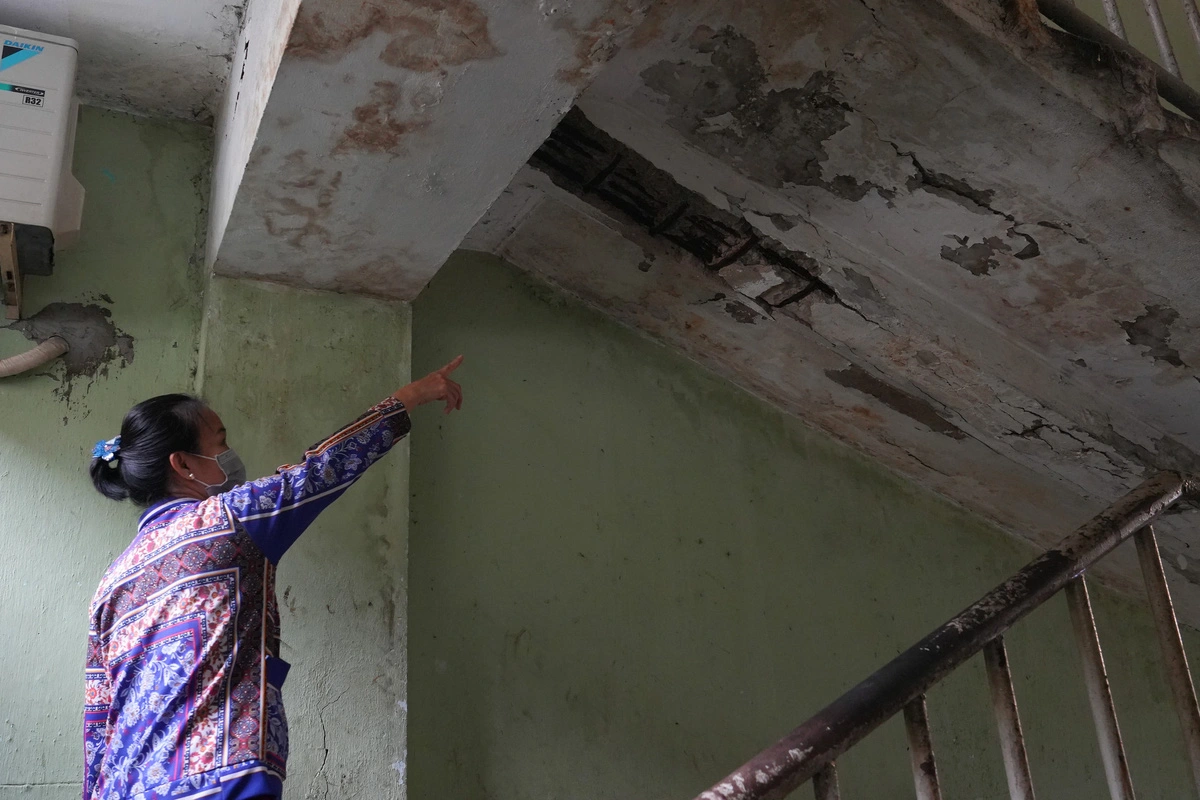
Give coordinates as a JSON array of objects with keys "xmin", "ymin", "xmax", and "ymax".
[{"xmin": 0, "ymin": 222, "xmax": 20, "ymax": 320}]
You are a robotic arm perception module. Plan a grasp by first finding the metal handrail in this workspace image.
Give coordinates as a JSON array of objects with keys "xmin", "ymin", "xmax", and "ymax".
[
  {"xmin": 1037, "ymin": 0, "xmax": 1200, "ymax": 120},
  {"xmin": 693, "ymin": 472, "xmax": 1197, "ymax": 800}
]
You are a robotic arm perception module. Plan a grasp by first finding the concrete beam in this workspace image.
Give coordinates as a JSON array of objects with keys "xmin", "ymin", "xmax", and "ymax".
[{"xmin": 208, "ymin": 0, "xmax": 651, "ymax": 300}]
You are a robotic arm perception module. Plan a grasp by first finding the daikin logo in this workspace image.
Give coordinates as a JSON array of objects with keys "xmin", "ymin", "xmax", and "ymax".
[{"xmin": 1, "ymin": 40, "xmax": 43, "ymax": 72}]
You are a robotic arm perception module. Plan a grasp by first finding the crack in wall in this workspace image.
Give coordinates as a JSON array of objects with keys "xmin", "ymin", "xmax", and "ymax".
[
  {"xmin": 1002, "ymin": 417, "xmax": 1130, "ymax": 479},
  {"xmin": 311, "ymin": 685, "xmax": 351, "ymax": 800}
]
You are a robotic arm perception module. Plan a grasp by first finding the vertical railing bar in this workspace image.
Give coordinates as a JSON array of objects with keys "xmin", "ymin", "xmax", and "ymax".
[
  {"xmin": 813, "ymin": 762, "xmax": 841, "ymax": 800},
  {"xmin": 1177, "ymin": 0, "xmax": 1200, "ymax": 60},
  {"xmin": 1102, "ymin": 0, "xmax": 1131, "ymax": 39},
  {"xmin": 903, "ymin": 695, "xmax": 944, "ymax": 800},
  {"xmin": 1065, "ymin": 576, "xmax": 1136, "ymax": 800},
  {"xmin": 984, "ymin": 637, "xmax": 1037, "ymax": 800},
  {"xmin": 1134, "ymin": 526, "xmax": 1200, "ymax": 796},
  {"xmin": 1140, "ymin": 0, "xmax": 1184, "ymax": 76}
]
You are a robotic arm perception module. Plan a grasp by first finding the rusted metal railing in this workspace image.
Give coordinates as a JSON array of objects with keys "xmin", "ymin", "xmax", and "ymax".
[
  {"xmin": 1037, "ymin": 0, "xmax": 1200, "ymax": 120},
  {"xmin": 693, "ymin": 472, "xmax": 1200, "ymax": 800}
]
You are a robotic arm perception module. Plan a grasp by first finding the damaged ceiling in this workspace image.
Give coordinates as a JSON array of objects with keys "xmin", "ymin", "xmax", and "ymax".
[
  {"xmin": 7, "ymin": 0, "xmax": 1200, "ymax": 623},
  {"xmin": 465, "ymin": 0, "xmax": 1200, "ymax": 623}
]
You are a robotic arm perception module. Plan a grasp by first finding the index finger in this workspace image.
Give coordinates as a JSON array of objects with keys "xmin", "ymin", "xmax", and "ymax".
[{"xmin": 437, "ymin": 355, "xmax": 465, "ymax": 375}]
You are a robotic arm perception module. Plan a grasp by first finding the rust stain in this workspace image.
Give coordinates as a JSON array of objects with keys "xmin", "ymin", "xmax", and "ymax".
[
  {"xmin": 335, "ymin": 81, "xmax": 431, "ymax": 155},
  {"xmin": 288, "ymin": 0, "xmax": 500, "ymax": 71},
  {"xmin": 554, "ymin": 4, "xmax": 644, "ymax": 87},
  {"xmin": 629, "ymin": 2, "xmax": 677, "ymax": 49}
]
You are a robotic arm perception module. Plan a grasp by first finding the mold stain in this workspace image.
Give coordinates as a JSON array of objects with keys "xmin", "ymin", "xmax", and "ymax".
[
  {"xmin": 335, "ymin": 81, "xmax": 431, "ymax": 155},
  {"xmin": 724, "ymin": 301, "xmax": 759, "ymax": 324},
  {"xmin": 640, "ymin": 26, "xmax": 873, "ymax": 201},
  {"xmin": 1026, "ymin": 259, "xmax": 1092, "ymax": 313},
  {"xmin": 287, "ymin": 0, "xmax": 501, "ymax": 71}
]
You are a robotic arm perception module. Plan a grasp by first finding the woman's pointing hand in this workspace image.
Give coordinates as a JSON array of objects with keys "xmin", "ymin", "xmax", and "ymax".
[{"xmin": 392, "ymin": 356, "xmax": 465, "ymax": 415}]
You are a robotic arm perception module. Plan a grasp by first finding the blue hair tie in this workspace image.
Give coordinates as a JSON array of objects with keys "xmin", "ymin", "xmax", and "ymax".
[{"xmin": 93, "ymin": 436, "xmax": 122, "ymax": 468}]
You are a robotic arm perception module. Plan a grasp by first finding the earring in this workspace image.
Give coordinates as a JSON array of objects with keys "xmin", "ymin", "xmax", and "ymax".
[{"xmin": 189, "ymin": 474, "xmax": 195, "ymax": 479}]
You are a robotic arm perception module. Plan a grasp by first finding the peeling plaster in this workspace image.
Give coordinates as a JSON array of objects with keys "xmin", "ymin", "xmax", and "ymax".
[
  {"xmin": 1120, "ymin": 304, "xmax": 1186, "ymax": 368},
  {"xmin": 530, "ymin": 106, "xmax": 833, "ymax": 321},
  {"xmin": 212, "ymin": 0, "xmax": 653, "ymax": 301},
  {"xmin": 642, "ymin": 28, "xmax": 877, "ymax": 201}
]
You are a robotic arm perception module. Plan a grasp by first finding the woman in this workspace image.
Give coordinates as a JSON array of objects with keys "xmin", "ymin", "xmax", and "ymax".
[{"xmin": 83, "ymin": 357, "xmax": 464, "ymax": 800}]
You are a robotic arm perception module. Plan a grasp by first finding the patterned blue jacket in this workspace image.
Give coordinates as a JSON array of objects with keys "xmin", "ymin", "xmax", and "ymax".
[{"xmin": 84, "ymin": 398, "xmax": 410, "ymax": 800}]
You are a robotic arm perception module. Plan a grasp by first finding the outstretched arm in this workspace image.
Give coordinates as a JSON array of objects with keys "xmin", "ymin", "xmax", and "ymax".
[{"xmin": 222, "ymin": 356, "xmax": 465, "ymax": 561}]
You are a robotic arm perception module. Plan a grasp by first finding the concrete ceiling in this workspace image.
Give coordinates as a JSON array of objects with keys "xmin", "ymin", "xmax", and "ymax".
[
  {"xmin": 9, "ymin": 0, "xmax": 1200, "ymax": 622},
  {"xmin": 0, "ymin": 0, "xmax": 246, "ymax": 120}
]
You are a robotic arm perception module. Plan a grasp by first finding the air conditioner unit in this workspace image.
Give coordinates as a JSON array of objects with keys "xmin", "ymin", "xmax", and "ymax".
[{"xmin": 0, "ymin": 24, "xmax": 85, "ymax": 319}]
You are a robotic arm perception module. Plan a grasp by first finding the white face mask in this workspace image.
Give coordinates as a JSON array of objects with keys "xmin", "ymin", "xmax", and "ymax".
[{"xmin": 190, "ymin": 448, "xmax": 248, "ymax": 496}]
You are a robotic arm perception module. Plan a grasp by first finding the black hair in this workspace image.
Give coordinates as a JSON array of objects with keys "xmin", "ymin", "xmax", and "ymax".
[{"xmin": 89, "ymin": 394, "xmax": 208, "ymax": 507}]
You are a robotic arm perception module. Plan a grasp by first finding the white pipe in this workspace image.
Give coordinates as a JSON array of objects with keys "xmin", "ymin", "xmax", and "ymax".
[{"xmin": 0, "ymin": 336, "xmax": 69, "ymax": 377}]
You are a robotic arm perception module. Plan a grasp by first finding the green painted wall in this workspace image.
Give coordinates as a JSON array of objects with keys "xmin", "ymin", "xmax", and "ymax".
[
  {"xmin": 409, "ymin": 252, "xmax": 1200, "ymax": 800},
  {"xmin": 198, "ymin": 276, "xmax": 411, "ymax": 799},
  {"xmin": 0, "ymin": 111, "xmax": 412, "ymax": 799},
  {"xmin": 0, "ymin": 110, "xmax": 210, "ymax": 799}
]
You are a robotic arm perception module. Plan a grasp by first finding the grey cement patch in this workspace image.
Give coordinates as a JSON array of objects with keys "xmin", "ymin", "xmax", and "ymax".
[{"xmin": 7, "ymin": 303, "xmax": 136, "ymax": 387}]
